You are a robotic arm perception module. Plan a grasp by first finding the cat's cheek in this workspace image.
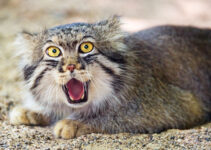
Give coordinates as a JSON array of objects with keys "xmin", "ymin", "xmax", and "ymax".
[
  {"xmin": 74, "ymin": 70, "xmax": 92, "ymax": 82},
  {"xmin": 52, "ymin": 70, "xmax": 70, "ymax": 85}
]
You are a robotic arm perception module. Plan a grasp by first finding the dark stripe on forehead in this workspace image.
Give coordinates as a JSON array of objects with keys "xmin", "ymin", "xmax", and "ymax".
[{"xmin": 30, "ymin": 68, "xmax": 51, "ymax": 90}]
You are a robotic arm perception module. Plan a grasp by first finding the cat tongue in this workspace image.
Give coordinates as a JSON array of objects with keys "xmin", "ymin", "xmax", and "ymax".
[{"xmin": 66, "ymin": 78, "xmax": 84, "ymax": 101}]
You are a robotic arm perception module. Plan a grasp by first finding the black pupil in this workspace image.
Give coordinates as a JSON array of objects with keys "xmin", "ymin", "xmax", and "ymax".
[
  {"xmin": 52, "ymin": 49, "xmax": 57, "ymax": 53},
  {"xmin": 84, "ymin": 45, "xmax": 89, "ymax": 49}
]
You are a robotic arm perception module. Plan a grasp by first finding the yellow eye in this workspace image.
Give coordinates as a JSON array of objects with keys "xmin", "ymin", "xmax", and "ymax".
[
  {"xmin": 46, "ymin": 46, "xmax": 61, "ymax": 57},
  {"xmin": 79, "ymin": 42, "xmax": 94, "ymax": 53}
]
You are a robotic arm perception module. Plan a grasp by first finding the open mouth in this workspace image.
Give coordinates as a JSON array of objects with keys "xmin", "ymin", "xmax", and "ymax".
[{"xmin": 62, "ymin": 78, "xmax": 89, "ymax": 104}]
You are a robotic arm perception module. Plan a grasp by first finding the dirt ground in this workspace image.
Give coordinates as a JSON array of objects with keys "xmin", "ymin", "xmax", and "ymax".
[{"xmin": 0, "ymin": 0, "xmax": 211, "ymax": 149}]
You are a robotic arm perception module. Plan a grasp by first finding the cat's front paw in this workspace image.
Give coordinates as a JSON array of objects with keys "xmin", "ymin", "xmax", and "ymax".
[
  {"xmin": 9, "ymin": 106, "xmax": 50, "ymax": 126},
  {"xmin": 54, "ymin": 119, "xmax": 96, "ymax": 139}
]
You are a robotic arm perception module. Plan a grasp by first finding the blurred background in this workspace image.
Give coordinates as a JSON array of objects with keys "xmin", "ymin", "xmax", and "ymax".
[{"xmin": 0, "ymin": 0, "xmax": 210, "ymax": 108}]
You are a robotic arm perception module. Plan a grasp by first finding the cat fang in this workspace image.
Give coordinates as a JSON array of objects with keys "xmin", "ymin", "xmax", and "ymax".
[{"xmin": 62, "ymin": 78, "xmax": 89, "ymax": 104}]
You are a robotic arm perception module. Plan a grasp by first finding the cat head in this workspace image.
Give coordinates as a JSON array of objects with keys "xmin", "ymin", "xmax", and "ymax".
[{"xmin": 15, "ymin": 16, "xmax": 127, "ymax": 109}]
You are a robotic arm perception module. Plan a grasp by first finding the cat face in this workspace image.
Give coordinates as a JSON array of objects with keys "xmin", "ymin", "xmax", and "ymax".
[{"xmin": 16, "ymin": 16, "xmax": 127, "ymax": 109}]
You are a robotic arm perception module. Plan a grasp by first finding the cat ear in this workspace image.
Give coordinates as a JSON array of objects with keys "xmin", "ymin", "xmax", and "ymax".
[
  {"xmin": 20, "ymin": 31, "xmax": 35, "ymax": 41},
  {"xmin": 14, "ymin": 31, "xmax": 38, "ymax": 66},
  {"xmin": 93, "ymin": 15, "xmax": 127, "ymax": 51},
  {"xmin": 15, "ymin": 31, "xmax": 36, "ymax": 47},
  {"xmin": 95, "ymin": 15, "xmax": 121, "ymax": 32}
]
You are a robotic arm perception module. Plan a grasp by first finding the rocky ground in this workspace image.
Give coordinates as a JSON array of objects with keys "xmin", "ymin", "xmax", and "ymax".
[{"xmin": 0, "ymin": 0, "xmax": 211, "ymax": 149}]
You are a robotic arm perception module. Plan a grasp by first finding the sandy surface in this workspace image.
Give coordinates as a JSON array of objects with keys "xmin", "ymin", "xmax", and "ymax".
[{"xmin": 0, "ymin": 0, "xmax": 211, "ymax": 149}]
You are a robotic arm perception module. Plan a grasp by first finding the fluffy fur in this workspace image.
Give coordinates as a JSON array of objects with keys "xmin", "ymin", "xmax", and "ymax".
[{"xmin": 10, "ymin": 16, "xmax": 211, "ymax": 139}]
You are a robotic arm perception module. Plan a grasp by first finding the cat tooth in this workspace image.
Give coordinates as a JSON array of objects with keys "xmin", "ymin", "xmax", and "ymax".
[
  {"xmin": 70, "ymin": 95, "xmax": 74, "ymax": 100},
  {"xmin": 81, "ymin": 93, "xmax": 84, "ymax": 99}
]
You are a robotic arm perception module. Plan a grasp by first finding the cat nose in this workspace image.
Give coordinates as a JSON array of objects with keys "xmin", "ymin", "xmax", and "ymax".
[{"xmin": 67, "ymin": 64, "xmax": 76, "ymax": 73}]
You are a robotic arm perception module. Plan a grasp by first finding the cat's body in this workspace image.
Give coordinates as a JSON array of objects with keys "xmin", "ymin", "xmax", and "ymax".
[{"xmin": 10, "ymin": 17, "xmax": 211, "ymax": 139}]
